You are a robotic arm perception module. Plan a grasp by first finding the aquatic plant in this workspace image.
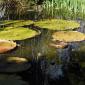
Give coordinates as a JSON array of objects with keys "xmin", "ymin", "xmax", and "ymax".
[
  {"xmin": 0, "ymin": 40, "xmax": 16, "ymax": 53},
  {"xmin": 1, "ymin": 20, "xmax": 34, "ymax": 27},
  {"xmin": 0, "ymin": 56, "xmax": 31, "ymax": 72},
  {"xmin": 42, "ymin": 0, "xmax": 85, "ymax": 19},
  {"xmin": 34, "ymin": 19, "xmax": 80, "ymax": 30},
  {"xmin": 0, "ymin": 20, "xmax": 38, "ymax": 42},
  {"xmin": 0, "ymin": 27, "xmax": 40, "ymax": 40},
  {"xmin": 6, "ymin": 57, "xmax": 29, "ymax": 63},
  {"xmin": 0, "ymin": 20, "xmax": 24, "ymax": 26},
  {"xmin": 52, "ymin": 31, "xmax": 85, "ymax": 42}
]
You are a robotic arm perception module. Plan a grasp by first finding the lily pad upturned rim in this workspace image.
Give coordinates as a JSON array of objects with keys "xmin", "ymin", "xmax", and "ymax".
[
  {"xmin": 6, "ymin": 57, "xmax": 30, "ymax": 63},
  {"xmin": 34, "ymin": 19, "xmax": 80, "ymax": 30},
  {"xmin": 0, "ymin": 27, "xmax": 40, "ymax": 40},
  {"xmin": 50, "ymin": 41, "xmax": 68, "ymax": 49},
  {"xmin": 0, "ymin": 40, "xmax": 16, "ymax": 53},
  {"xmin": 52, "ymin": 31, "xmax": 85, "ymax": 42}
]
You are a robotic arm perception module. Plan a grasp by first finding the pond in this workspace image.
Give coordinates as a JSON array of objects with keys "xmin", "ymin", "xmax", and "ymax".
[{"xmin": 0, "ymin": 19, "xmax": 85, "ymax": 85}]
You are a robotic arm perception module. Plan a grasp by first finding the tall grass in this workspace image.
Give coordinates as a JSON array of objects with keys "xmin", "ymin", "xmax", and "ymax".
[{"xmin": 42, "ymin": 0, "xmax": 85, "ymax": 20}]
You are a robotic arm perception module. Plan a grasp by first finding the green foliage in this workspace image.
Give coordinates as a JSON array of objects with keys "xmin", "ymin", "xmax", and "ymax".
[
  {"xmin": 34, "ymin": 19, "xmax": 80, "ymax": 30},
  {"xmin": 0, "ymin": 20, "xmax": 40, "ymax": 40},
  {"xmin": 0, "ymin": 27, "xmax": 39, "ymax": 40},
  {"xmin": 1, "ymin": 20, "xmax": 33, "ymax": 27},
  {"xmin": 42, "ymin": 0, "xmax": 85, "ymax": 19}
]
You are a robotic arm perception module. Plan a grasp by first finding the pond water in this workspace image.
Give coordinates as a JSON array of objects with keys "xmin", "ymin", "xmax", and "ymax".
[{"xmin": 0, "ymin": 20, "xmax": 85, "ymax": 85}]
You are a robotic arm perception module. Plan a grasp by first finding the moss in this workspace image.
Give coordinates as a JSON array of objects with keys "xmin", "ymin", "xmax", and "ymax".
[
  {"xmin": 52, "ymin": 31, "xmax": 85, "ymax": 42},
  {"xmin": 34, "ymin": 19, "xmax": 80, "ymax": 30},
  {"xmin": 0, "ymin": 27, "xmax": 40, "ymax": 40}
]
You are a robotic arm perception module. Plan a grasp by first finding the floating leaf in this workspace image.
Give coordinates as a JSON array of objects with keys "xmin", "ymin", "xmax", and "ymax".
[
  {"xmin": 0, "ymin": 40, "xmax": 16, "ymax": 53},
  {"xmin": 0, "ymin": 27, "xmax": 40, "ymax": 40},
  {"xmin": 0, "ymin": 20, "xmax": 23, "ymax": 26},
  {"xmin": 0, "ymin": 20, "xmax": 33, "ymax": 27},
  {"xmin": 34, "ymin": 19, "xmax": 80, "ymax": 30},
  {"xmin": 10, "ymin": 20, "xmax": 34, "ymax": 27},
  {"xmin": 52, "ymin": 31, "xmax": 85, "ymax": 42},
  {"xmin": 6, "ymin": 57, "xmax": 29, "ymax": 63},
  {"xmin": 0, "ymin": 56, "xmax": 31, "ymax": 72},
  {"xmin": 50, "ymin": 41, "xmax": 68, "ymax": 49}
]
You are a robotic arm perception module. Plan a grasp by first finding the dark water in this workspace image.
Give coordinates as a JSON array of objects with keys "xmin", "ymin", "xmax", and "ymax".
[{"xmin": 0, "ymin": 16, "xmax": 85, "ymax": 85}]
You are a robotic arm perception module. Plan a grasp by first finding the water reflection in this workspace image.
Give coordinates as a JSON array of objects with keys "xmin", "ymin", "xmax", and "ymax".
[{"xmin": 0, "ymin": 20, "xmax": 85, "ymax": 85}]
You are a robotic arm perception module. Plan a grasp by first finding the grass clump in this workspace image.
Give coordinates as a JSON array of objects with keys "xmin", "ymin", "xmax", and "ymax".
[{"xmin": 42, "ymin": 0, "xmax": 85, "ymax": 19}]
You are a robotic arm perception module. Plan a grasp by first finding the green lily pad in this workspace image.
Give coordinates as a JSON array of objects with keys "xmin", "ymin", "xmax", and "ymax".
[
  {"xmin": 52, "ymin": 31, "xmax": 85, "ymax": 42},
  {"xmin": 0, "ymin": 20, "xmax": 33, "ymax": 27},
  {"xmin": 0, "ymin": 27, "xmax": 40, "ymax": 40},
  {"xmin": 0, "ymin": 20, "xmax": 23, "ymax": 26},
  {"xmin": 34, "ymin": 19, "xmax": 80, "ymax": 30},
  {"xmin": 10, "ymin": 20, "xmax": 34, "ymax": 27}
]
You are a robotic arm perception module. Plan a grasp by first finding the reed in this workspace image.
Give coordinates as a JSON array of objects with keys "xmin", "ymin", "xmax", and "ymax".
[{"xmin": 42, "ymin": 0, "xmax": 85, "ymax": 19}]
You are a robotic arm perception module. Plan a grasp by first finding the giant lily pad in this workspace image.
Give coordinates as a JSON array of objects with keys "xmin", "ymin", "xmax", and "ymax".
[
  {"xmin": 0, "ymin": 20, "xmax": 33, "ymax": 27},
  {"xmin": 10, "ymin": 20, "xmax": 34, "ymax": 27},
  {"xmin": 0, "ymin": 40, "xmax": 16, "ymax": 53},
  {"xmin": 52, "ymin": 31, "xmax": 85, "ymax": 42},
  {"xmin": 0, "ymin": 20, "xmax": 23, "ymax": 26},
  {"xmin": 34, "ymin": 19, "xmax": 80, "ymax": 30},
  {"xmin": 0, "ymin": 27, "xmax": 40, "ymax": 40},
  {"xmin": 0, "ymin": 57, "xmax": 31, "ymax": 72}
]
